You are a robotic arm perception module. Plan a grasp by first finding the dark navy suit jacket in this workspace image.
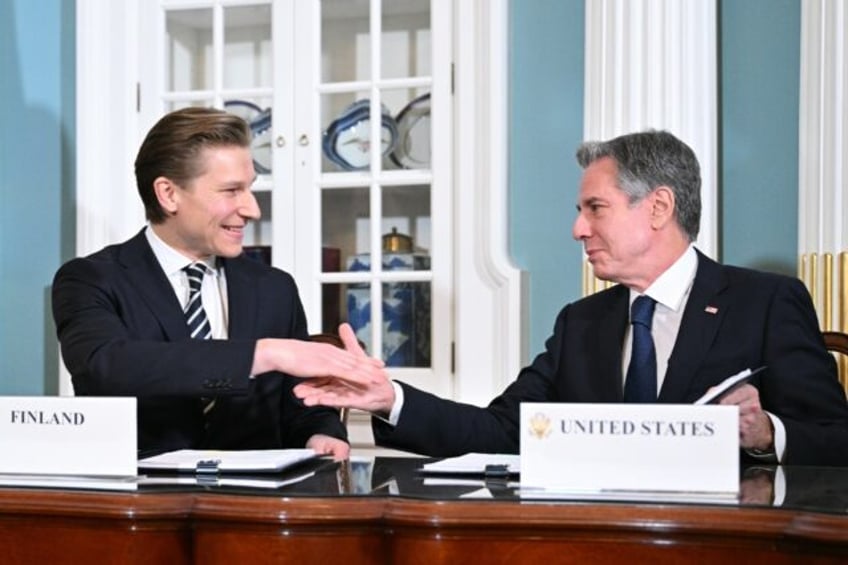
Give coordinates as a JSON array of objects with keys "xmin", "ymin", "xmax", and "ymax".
[
  {"xmin": 375, "ymin": 252, "xmax": 848, "ymax": 466},
  {"xmin": 52, "ymin": 229, "xmax": 345, "ymax": 454}
]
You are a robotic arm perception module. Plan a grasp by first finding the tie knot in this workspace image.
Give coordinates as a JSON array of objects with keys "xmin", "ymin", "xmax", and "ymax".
[
  {"xmin": 183, "ymin": 263, "xmax": 209, "ymax": 293},
  {"xmin": 630, "ymin": 295, "xmax": 656, "ymax": 329}
]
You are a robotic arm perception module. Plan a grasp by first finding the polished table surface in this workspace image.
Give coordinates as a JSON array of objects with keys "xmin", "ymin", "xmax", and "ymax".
[{"xmin": 1, "ymin": 457, "xmax": 847, "ymax": 564}]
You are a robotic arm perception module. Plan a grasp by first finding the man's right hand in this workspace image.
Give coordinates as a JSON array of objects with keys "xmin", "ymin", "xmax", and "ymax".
[
  {"xmin": 252, "ymin": 324, "xmax": 387, "ymax": 389},
  {"xmin": 291, "ymin": 323, "xmax": 396, "ymax": 415}
]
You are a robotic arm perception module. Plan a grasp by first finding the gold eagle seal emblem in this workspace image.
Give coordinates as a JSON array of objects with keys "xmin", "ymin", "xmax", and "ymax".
[{"xmin": 528, "ymin": 412, "xmax": 552, "ymax": 439}]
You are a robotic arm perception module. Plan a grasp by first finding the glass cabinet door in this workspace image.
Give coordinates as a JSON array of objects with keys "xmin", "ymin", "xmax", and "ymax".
[
  {"xmin": 295, "ymin": 0, "xmax": 451, "ymax": 390},
  {"xmin": 145, "ymin": 0, "xmax": 452, "ymax": 394}
]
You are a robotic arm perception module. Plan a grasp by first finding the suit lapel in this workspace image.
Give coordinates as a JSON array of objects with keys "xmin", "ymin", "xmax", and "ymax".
[
  {"xmin": 120, "ymin": 239, "xmax": 259, "ymax": 341},
  {"xmin": 118, "ymin": 230, "xmax": 190, "ymax": 341},
  {"xmin": 581, "ymin": 285, "xmax": 630, "ymax": 401},
  {"xmin": 222, "ymin": 257, "xmax": 256, "ymax": 339},
  {"xmin": 659, "ymin": 251, "xmax": 729, "ymax": 402}
]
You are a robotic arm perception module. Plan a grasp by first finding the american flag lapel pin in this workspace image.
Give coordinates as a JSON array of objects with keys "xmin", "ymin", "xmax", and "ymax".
[{"xmin": 704, "ymin": 305, "xmax": 718, "ymax": 314}]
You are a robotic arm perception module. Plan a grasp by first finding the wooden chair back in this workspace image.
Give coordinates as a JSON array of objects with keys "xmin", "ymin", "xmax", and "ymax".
[{"xmin": 823, "ymin": 331, "xmax": 848, "ymax": 396}]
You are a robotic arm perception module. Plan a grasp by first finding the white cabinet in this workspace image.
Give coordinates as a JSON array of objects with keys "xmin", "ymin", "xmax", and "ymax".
[
  {"xmin": 136, "ymin": 0, "xmax": 453, "ymax": 395},
  {"xmin": 75, "ymin": 0, "xmax": 523, "ymax": 445}
]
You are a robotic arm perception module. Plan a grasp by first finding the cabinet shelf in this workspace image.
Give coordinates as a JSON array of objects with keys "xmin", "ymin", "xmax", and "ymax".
[
  {"xmin": 318, "ymin": 271, "xmax": 433, "ymax": 284},
  {"xmin": 318, "ymin": 170, "xmax": 432, "ymax": 188},
  {"xmin": 317, "ymin": 77, "xmax": 433, "ymax": 93}
]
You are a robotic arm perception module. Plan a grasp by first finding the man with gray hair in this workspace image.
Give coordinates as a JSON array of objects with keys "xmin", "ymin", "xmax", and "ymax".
[{"xmin": 295, "ymin": 130, "xmax": 848, "ymax": 466}]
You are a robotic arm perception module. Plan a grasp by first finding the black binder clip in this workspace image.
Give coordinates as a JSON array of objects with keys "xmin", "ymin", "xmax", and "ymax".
[
  {"xmin": 483, "ymin": 464, "xmax": 512, "ymax": 493},
  {"xmin": 196, "ymin": 459, "xmax": 221, "ymax": 474},
  {"xmin": 196, "ymin": 474, "xmax": 221, "ymax": 487},
  {"xmin": 483, "ymin": 464, "xmax": 510, "ymax": 479}
]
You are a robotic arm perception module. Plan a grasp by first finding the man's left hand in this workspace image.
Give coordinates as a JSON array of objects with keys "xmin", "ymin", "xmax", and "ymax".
[
  {"xmin": 306, "ymin": 434, "xmax": 350, "ymax": 460},
  {"xmin": 719, "ymin": 384, "xmax": 774, "ymax": 452}
]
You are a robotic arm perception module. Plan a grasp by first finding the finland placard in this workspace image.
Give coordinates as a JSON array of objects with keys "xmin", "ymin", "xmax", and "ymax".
[
  {"xmin": 520, "ymin": 403, "xmax": 739, "ymax": 494},
  {"xmin": 0, "ymin": 396, "xmax": 137, "ymax": 477}
]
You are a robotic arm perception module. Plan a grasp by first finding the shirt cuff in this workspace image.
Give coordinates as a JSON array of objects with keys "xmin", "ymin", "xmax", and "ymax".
[
  {"xmin": 773, "ymin": 465, "xmax": 787, "ymax": 506},
  {"xmin": 370, "ymin": 381, "xmax": 404, "ymax": 426},
  {"xmin": 768, "ymin": 411, "xmax": 786, "ymax": 462}
]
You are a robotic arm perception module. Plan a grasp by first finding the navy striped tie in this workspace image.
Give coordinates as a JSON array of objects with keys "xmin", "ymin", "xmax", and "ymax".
[
  {"xmin": 183, "ymin": 263, "xmax": 212, "ymax": 340},
  {"xmin": 624, "ymin": 295, "xmax": 657, "ymax": 402},
  {"xmin": 183, "ymin": 263, "xmax": 215, "ymax": 415}
]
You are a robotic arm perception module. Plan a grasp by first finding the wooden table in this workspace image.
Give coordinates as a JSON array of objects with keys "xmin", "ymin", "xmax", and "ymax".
[{"xmin": 1, "ymin": 459, "xmax": 846, "ymax": 564}]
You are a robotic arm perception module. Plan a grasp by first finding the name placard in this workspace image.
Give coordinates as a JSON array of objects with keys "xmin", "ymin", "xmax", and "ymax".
[
  {"xmin": 520, "ymin": 403, "xmax": 739, "ymax": 494},
  {"xmin": 0, "ymin": 396, "xmax": 137, "ymax": 477}
]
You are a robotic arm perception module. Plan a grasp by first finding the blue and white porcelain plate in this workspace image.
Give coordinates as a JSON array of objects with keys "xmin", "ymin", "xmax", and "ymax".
[
  {"xmin": 390, "ymin": 93, "xmax": 431, "ymax": 170},
  {"xmin": 224, "ymin": 100, "xmax": 272, "ymax": 174},
  {"xmin": 322, "ymin": 100, "xmax": 399, "ymax": 171}
]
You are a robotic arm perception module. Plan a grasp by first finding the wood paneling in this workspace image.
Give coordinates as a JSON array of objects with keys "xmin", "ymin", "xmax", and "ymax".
[{"xmin": 1, "ymin": 488, "xmax": 846, "ymax": 564}]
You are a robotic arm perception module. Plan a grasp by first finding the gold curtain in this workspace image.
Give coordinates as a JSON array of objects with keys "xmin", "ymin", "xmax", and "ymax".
[{"xmin": 800, "ymin": 252, "xmax": 848, "ymax": 391}]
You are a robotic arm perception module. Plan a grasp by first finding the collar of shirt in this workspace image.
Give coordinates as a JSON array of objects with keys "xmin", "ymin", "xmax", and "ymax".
[
  {"xmin": 623, "ymin": 244, "xmax": 698, "ymax": 392},
  {"xmin": 144, "ymin": 226, "xmax": 228, "ymax": 338},
  {"xmin": 633, "ymin": 244, "xmax": 698, "ymax": 312},
  {"xmin": 145, "ymin": 226, "xmax": 218, "ymax": 279}
]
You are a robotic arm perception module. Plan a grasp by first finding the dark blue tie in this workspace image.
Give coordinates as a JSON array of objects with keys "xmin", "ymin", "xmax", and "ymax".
[{"xmin": 624, "ymin": 295, "xmax": 657, "ymax": 402}]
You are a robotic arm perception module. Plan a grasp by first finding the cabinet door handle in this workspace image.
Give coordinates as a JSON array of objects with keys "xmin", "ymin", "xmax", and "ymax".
[
  {"xmin": 276, "ymin": 135, "xmax": 286, "ymax": 148},
  {"xmin": 298, "ymin": 134, "xmax": 309, "ymax": 146}
]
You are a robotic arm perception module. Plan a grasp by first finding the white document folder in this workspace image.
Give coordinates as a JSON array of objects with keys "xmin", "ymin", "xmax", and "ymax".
[{"xmin": 138, "ymin": 448, "xmax": 318, "ymax": 474}]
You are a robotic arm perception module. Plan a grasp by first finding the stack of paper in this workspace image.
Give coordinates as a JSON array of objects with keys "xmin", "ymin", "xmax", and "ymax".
[
  {"xmin": 138, "ymin": 448, "xmax": 317, "ymax": 474},
  {"xmin": 420, "ymin": 453, "xmax": 520, "ymax": 475}
]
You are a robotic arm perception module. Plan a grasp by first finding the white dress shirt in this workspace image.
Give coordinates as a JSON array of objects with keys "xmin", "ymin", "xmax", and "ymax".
[
  {"xmin": 622, "ymin": 244, "xmax": 698, "ymax": 392},
  {"xmin": 145, "ymin": 226, "xmax": 229, "ymax": 339}
]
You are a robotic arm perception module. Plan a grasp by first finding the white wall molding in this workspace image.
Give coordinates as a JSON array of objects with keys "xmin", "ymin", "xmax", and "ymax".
[
  {"xmin": 65, "ymin": 0, "xmax": 144, "ymax": 395},
  {"xmin": 76, "ymin": 0, "xmax": 145, "ymax": 258},
  {"xmin": 453, "ymin": 0, "xmax": 526, "ymax": 403},
  {"xmin": 798, "ymin": 0, "xmax": 847, "ymax": 331},
  {"xmin": 584, "ymin": 0, "xmax": 718, "ymax": 259}
]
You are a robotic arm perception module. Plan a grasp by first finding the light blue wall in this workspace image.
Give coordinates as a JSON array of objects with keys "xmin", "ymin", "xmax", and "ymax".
[
  {"xmin": 720, "ymin": 0, "xmax": 800, "ymax": 274},
  {"xmin": 509, "ymin": 0, "xmax": 585, "ymax": 357},
  {"xmin": 0, "ymin": 0, "xmax": 75, "ymax": 395}
]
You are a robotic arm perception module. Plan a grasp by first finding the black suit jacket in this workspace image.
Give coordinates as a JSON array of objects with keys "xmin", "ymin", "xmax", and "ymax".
[
  {"xmin": 375, "ymin": 252, "xmax": 848, "ymax": 465},
  {"xmin": 52, "ymin": 229, "xmax": 346, "ymax": 454}
]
